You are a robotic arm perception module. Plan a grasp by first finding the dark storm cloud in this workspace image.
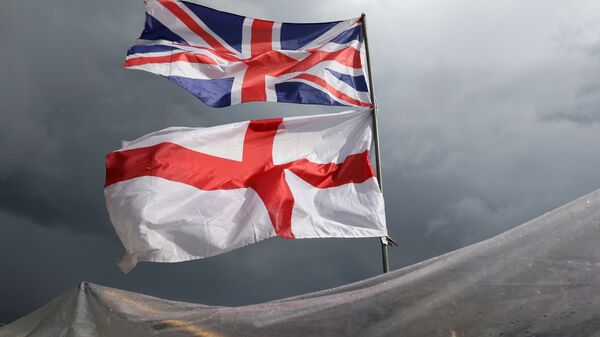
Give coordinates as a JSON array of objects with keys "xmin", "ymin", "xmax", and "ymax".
[
  {"xmin": 0, "ymin": 209, "xmax": 383, "ymax": 322},
  {"xmin": 2, "ymin": 0, "xmax": 600, "ymax": 325},
  {"xmin": 368, "ymin": 0, "xmax": 600, "ymax": 259}
]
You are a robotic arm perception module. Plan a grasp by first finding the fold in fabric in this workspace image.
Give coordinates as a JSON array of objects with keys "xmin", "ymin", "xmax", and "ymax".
[{"xmin": 105, "ymin": 110, "xmax": 386, "ymax": 272}]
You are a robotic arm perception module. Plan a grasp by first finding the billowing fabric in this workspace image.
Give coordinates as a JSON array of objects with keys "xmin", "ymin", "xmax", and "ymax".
[
  {"xmin": 4, "ymin": 189, "xmax": 600, "ymax": 337},
  {"xmin": 124, "ymin": 0, "xmax": 371, "ymax": 107},
  {"xmin": 105, "ymin": 110, "xmax": 386, "ymax": 272}
]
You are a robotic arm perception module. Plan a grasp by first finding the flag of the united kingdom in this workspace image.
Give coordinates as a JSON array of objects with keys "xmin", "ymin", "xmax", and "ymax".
[{"xmin": 125, "ymin": 0, "xmax": 372, "ymax": 108}]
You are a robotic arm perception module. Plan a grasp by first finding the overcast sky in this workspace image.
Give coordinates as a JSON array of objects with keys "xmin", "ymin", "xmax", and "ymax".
[{"xmin": 2, "ymin": 0, "xmax": 600, "ymax": 324}]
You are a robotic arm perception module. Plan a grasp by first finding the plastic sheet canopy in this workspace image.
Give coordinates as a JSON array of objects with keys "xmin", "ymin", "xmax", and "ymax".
[{"xmin": 3, "ymin": 189, "xmax": 600, "ymax": 337}]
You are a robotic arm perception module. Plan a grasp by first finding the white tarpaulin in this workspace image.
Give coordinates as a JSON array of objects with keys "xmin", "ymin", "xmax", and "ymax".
[{"xmin": 3, "ymin": 188, "xmax": 600, "ymax": 336}]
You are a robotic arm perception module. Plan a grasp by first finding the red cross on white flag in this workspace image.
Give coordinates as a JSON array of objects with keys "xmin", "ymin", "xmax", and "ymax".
[{"xmin": 105, "ymin": 110, "xmax": 387, "ymax": 272}]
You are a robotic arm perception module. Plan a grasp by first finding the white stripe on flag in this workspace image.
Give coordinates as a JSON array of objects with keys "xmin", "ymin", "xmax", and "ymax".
[
  {"xmin": 119, "ymin": 121, "xmax": 249, "ymax": 161},
  {"xmin": 241, "ymin": 18, "xmax": 253, "ymax": 59},
  {"xmin": 287, "ymin": 171, "xmax": 386, "ymax": 238},
  {"xmin": 301, "ymin": 19, "xmax": 360, "ymax": 51},
  {"xmin": 272, "ymin": 22, "xmax": 282, "ymax": 51},
  {"xmin": 272, "ymin": 110, "xmax": 372, "ymax": 165}
]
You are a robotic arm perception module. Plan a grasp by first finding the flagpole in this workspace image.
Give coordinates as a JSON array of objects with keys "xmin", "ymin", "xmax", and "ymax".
[{"xmin": 361, "ymin": 13, "xmax": 390, "ymax": 274}]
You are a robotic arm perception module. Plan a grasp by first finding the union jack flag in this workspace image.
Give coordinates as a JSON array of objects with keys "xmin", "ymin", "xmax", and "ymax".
[{"xmin": 125, "ymin": 0, "xmax": 372, "ymax": 108}]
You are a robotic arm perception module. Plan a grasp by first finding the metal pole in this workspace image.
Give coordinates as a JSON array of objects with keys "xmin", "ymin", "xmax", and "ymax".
[{"xmin": 361, "ymin": 13, "xmax": 389, "ymax": 274}]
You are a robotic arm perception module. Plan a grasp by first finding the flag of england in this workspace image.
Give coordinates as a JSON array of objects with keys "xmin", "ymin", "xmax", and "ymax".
[{"xmin": 105, "ymin": 110, "xmax": 387, "ymax": 272}]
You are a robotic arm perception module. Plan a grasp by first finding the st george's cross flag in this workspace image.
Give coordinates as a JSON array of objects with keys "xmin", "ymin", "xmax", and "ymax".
[
  {"xmin": 124, "ymin": 0, "xmax": 372, "ymax": 108},
  {"xmin": 105, "ymin": 110, "xmax": 386, "ymax": 272}
]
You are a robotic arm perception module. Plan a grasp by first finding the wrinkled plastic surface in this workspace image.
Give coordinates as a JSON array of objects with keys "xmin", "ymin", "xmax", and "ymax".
[{"xmin": 3, "ymin": 189, "xmax": 600, "ymax": 337}]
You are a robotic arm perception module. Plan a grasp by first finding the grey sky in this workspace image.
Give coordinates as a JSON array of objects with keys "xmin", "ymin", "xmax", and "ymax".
[{"xmin": 2, "ymin": 0, "xmax": 600, "ymax": 324}]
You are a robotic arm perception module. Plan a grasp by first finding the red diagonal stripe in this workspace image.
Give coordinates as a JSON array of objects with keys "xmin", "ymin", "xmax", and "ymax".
[
  {"xmin": 291, "ymin": 73, "xmax": 372, "ymax": 107},
  {"xmin": 298, "ymin": 46, "xmax": 363, "ymax": 71},
  {"xmin": 157, "ymin": 0, "xmax": 233, "ymax": 55},
  {"xmin": 124, "ymin": 52, "xmax": 219, "ymax": 68}
]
